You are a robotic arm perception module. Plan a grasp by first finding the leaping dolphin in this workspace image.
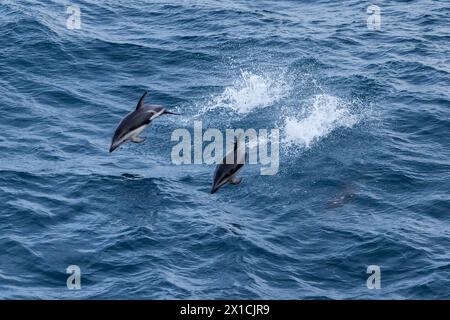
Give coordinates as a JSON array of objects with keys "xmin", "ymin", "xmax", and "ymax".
[
  {"xmin": 211, "ymin": 139, "xmax": 246, "ymax": 194},
  {"xmin": 109, "ymin": 91, "xmax": 179, "ymax": 152}
]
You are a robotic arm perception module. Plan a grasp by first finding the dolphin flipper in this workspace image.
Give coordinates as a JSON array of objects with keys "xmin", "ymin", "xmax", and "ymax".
[
  {"xmin": 229, "ymin": 177, "xmax": 242, "ymax": 185},
  {"xmin": 131, "ymin": 136, "xmax": 146, "ymax": 143}
]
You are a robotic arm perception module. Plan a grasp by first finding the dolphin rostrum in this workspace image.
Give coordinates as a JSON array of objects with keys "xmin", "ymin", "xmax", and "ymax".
[
  {"xmin": 211, "ymin": 139, "xmax": 246, "ymax": 194},
  {"xmin": 109, "ymin": 91, "xmax": 179, "ymax": 152}
]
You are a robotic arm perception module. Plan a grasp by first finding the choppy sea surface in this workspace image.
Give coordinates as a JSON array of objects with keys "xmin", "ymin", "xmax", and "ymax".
[{"xmin": 1, "ymin": 0, "xmax": 449, "ymax": 299}]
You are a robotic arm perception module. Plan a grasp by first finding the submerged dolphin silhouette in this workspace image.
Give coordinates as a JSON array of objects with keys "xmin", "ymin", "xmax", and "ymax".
[
  {"xmin": 109, "ymin": 91, "xmax": 178, "ymax": 152},
  {"xmin": 326, "ymin": 184, "xmax": 356, "ymax": 209},
  {"xmin": 211, "ymin": 140, "xmax": 246, "ymax": 194}
]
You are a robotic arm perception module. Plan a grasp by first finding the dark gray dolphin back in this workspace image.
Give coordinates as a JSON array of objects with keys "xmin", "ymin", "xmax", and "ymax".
[
  {"xmin": 110, "ymin": 90, "xmax": 178, "ymax": 152},
  {"xmin": 211, "ymin": 141, "xmax": 245, "ymax": 193},
  {"xmin": 113, "ymin": 110, "xmax": 152, "ymax": 140},
  {"xmin": 212, "ymin": 162, "xmax": 243, "ymax": 188},
  {"xmin": 113, "ymin": 90, "xmax": 167, "ymax": 141},
  {"xmin": 112, "ymin": 91, "xmax": 150, "ymax": 141}
]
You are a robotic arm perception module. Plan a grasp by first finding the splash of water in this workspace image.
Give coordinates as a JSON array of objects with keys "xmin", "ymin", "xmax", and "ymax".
[
  {"xmin": 283, "ymin": 94, "xmax": 360, "ymax": 149},
  {"xmin": 206, "ymin": 70, "xmax": 290, "ymax": 114}
]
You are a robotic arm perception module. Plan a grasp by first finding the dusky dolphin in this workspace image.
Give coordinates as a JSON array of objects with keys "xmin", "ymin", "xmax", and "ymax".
[
  {"xmin": 211, "ymin": 139, "xmax": 246, "ymax": 194},
  {"xmin": 326, "ymin": 184, "xmax": 356, "ymax": 209},
  {"xmin": 109, "ymin": 91, "xmax": 179, "ymax": 152}
]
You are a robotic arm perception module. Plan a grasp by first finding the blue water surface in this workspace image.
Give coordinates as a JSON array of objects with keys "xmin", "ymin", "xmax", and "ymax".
[{"xmin": 1, "ymin": 0, "xmax": 449, "ymax": 299}]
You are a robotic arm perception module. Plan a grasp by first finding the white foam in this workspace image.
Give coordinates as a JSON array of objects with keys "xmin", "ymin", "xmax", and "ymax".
[
  {"xmin": 283, "ymin": 94, "xmax": 360, "ymax": 149},
  {"xmin": 206, "ymin": 70, "xmax": 289, "ymax": 114}
]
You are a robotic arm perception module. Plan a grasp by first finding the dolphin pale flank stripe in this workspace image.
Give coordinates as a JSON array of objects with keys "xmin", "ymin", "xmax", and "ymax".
[{"xmin": 109, "ymin": 91, "xmax": 179, "ymax": 152}]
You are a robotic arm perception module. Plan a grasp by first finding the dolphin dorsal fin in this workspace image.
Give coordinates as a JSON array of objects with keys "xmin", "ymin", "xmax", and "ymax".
[{"xmin": 136, "ymin": 91, "xmax": 148, "ymax": 110}]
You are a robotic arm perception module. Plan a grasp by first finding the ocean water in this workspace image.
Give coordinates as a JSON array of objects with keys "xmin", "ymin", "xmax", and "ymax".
[{"xmin": 1, "ymin": 0, "xmax": 449, "ymax": 299}]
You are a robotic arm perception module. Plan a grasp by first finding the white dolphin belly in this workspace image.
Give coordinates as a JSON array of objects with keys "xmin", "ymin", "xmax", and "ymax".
[{"xmin": 118, "ymin": 124, "xmax": 149, "ymax": 145}]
